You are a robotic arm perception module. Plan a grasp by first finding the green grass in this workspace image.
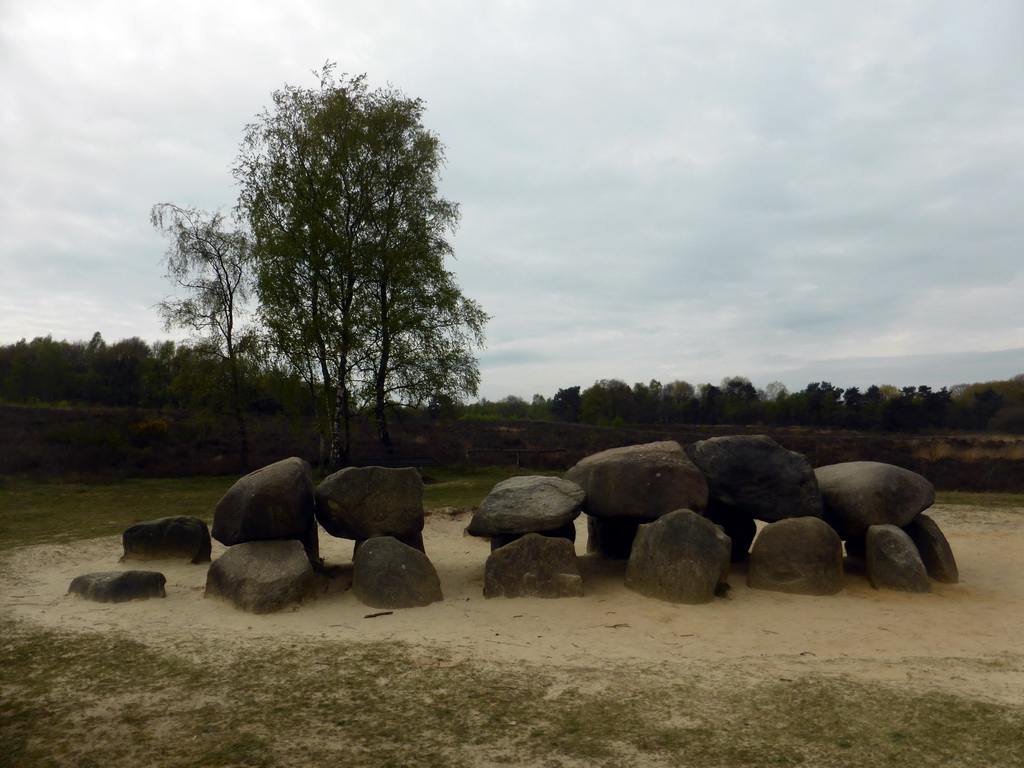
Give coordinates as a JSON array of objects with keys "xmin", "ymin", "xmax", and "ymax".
[
  {"xmin": 0, "ymin": 466, "xmax": 555, "ymax": 551},
  {"xmin": 0, "ymin": 476, "xmax": 236, "ymax": 551},
  {"xmin": 420, "ymin": 464, "xmax": 561, "ymax": 509}
]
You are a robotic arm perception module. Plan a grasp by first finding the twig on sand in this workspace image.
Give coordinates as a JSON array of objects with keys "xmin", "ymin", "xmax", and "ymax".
[{"xmin": 363, "ymin": 611, "xmax": 394, "ymax": 619}]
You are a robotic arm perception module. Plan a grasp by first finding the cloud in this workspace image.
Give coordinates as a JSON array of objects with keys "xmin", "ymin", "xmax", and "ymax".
[{"xmin": 2, "ymin": 1, "xmax": 1023, "ymax": 402}]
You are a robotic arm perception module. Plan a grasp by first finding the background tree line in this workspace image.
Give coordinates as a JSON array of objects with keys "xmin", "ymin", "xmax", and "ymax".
[
  {"xmin": 4, "ymin": 336, "xmax": 1022, "ymax": 434},
  {"xmin": 462, "ymin": 375, "xmax": 1024, "ymax": 434}
]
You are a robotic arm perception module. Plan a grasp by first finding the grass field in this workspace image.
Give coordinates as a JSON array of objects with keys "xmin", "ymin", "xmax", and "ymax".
[{"xmin": 2, "ymin": 471, "xmax": 1023, "ymax": 767}]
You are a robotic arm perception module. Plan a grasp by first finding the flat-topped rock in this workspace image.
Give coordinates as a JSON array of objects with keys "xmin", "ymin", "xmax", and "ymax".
[
  {"xmin": 122, "ymin": 516, "xmax": 211, "ymax": 564},
  {"xmin": 68, "ymin": 571, "xmax": 166, "ymax": 603},
  {"xmin": 468, "ymin": 475, "xmax": 584, "ymax": 537}
]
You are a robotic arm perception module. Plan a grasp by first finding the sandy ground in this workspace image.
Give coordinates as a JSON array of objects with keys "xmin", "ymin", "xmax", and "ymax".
[{"xmin": 3, "ymin": 504, "xmax": 1022, "ymax": 705}]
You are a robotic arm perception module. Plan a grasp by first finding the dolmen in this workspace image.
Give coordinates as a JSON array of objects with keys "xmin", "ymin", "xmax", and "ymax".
[
  {"xmin": 564, "ymin": 441, "xmax": 709, "ymax": 559},
  {"xmin": 815, "ymin": 460, "xmax": 958, "ymax": 589},
  {"xmin": 469, "ymin": 476, "xmax": 586, "ymax": 598},
  {"xmin": 315, "ymin": 466, "xmax": 442, "ymax": 608},
  {"xmin": 206, "ymin": 457, "xmax": 319, "ymax": 613}
]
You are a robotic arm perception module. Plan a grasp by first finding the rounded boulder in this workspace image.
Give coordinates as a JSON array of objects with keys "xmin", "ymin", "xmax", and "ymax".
[
  {"xmin": 468, "ymin": 475, "xmax": 584, "ymax": 538},
  {"xmin": 815, "ymin": 461, "xmax": 935, "ymax": 541}
]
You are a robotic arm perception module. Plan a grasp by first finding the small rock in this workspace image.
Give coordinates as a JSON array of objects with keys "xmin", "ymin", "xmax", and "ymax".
[
  {"xmin": 68, "ymin": 571, "xmax": 166, "ymax": 603},
  {"xmin": 122, "ymin": 516, "xmax": 211, "ymax": 563}
]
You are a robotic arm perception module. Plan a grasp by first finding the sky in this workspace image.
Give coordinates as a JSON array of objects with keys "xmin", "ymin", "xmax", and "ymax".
[{"xmin": 3, "ymin": 1, "xmax": 1023, "ymax": 401}]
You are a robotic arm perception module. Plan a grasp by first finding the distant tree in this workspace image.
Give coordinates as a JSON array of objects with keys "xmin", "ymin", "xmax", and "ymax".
[
  {"xmin": 581, "ymin": 379, "xmax": 636, "ymax": 425},
  {"xmin": 151, "ymin": 203, "xmax": 256, "ymax": 468},
  {"xmin": 551, "ymin": 386, "xmax": 582, "ymax": 423}
]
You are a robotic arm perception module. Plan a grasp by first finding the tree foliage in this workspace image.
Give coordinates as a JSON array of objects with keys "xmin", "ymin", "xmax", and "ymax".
[
  {"xmin": 151, "ymin": 203, "xmax": 257, "ymax": 468},
  {"xmin": 234, "ymin": 65, "xmax": 486, "ymax": 467}
]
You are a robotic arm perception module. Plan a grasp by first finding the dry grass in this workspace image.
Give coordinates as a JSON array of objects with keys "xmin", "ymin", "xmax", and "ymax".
[{"xmin": 3, "ymin": 617, "xmax": 1022, "ymax": 768}]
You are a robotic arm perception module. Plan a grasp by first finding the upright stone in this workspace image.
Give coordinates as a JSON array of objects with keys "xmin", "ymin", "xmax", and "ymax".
[
  {"xmin": 904, "ymin": 513, "xmax": 959, "ymax": 584},
  {"xmin": 865, "ymin": 524, "xmax": 931, "ymax": 593},
  {"xmin": 625, "ymin": 509, "xmax": 731, "ymax": 605},
  {"xmin": 205, "ymin": 540, "xmax": 316, "ymax": 614},
  {"xmin": 686, "ymin": 435, "xmax": 822, "ymax": 521},
  {"xmin": 315, "ymin": 467, "xmax": 424, "ymax": 550},
  {"xmin": 122, "ymin": 516, "xmax": 212, "ymax": 563},
  {"xmin": 212, "ymin": 458, "xmax": 315, "ymax": 546},
  {"xmin": 748, "ymin": 517, "xmax": 844, "ymax": 595},
  {"xmin": 484, "ymin": 533, "xmax": 583, "ymax": 599},
  {"xmin": 352, "ymin": 536, "xmax": 443, "ymax": 609},
  {"xmin": 815, "ymin": 461, "xmax": 935, "ymax": 541}
]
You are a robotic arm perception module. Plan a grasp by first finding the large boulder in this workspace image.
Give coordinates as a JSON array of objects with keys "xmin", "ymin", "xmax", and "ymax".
[
  {"xmin": 747, "ymin": 517, "xmax": 844, "ymax": 595},
  {"xmin": 686, "ymin": 435, "xmax": 822, "ymax": 522},
  {"xmin": 565, "ymin": 441, "xmax": 709, "ymax": 519},
  {"xmin": 352, "ymin": 536, "xmax": 443, "ymax": 609},
  {"xmin": 467, "ymin": 475, "xmax": 584, "ymax": 538},
  {"xmin": 484, "ymin": 534, "xmax": 583, "ymax": 599},
  {"xmin": 865, "ymin": 525, "xmax": 932, "ymax": 593},
  {"xmin": 904, "ymin": 513, "xmax": 959, "ymax": 584},
  {"xmin": 68, "ymin": 571, "xmax": 166, "ymax": 603},
  {"xmin": 122, "ymin": 516, "xmax": 212, "ymax": 564},
  {"xmin": 815, "ymin": 462, "xmax": 935, "ymax": 541},
  {"xmin": 212, "ymin": 458, "xmax": 315, "ymax": 546},
  {"xmin": 315, "ymin": 467, "xmax": 424, "ymax": 548},
  {"xmin": 625, "ymin": 509, "xmax": 731, "ymax": 605},
  {"xmin": 205, "ymin": 540, "xmax": 316, "ymax": 614}
]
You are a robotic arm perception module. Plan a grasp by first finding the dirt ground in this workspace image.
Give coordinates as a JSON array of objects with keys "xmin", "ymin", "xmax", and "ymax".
[{"xmin": 3, "ymin": 504, "xmax": 1022, "ymax": 708}]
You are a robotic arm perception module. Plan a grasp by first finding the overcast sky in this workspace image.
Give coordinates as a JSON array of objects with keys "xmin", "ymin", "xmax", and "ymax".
[{"xmin": 3, "ymin": 1, "xmax": 1023, "ymax": 400}]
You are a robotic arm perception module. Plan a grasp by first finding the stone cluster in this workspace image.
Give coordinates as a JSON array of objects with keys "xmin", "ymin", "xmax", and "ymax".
[{"xmin": 67, "ymin": 438, "xmax": 960, "ymax": 612}]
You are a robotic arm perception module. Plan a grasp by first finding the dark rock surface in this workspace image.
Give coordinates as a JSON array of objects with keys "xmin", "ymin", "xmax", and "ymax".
[
  {"xmin": 747, "ymin": 517, "xmax": 844, "ymax": 595},
  {"xmin": 904, "ymin": 513, "xmax": 959, "ymax": 583},
  {"xmin": 315, "ymin": 466, "xmax": 424, "ymax": 542},
  {"xmin": 68, "ymin": 570, "xmax": 166, "ymax": 603},
  {"xmin": 686, "ymin": 435, "xmax": 822, "ymax": 521},
  {"xmin": 467, "ymin": 475, "xmax": 584, "ymax": 537},
  {"xmin": 352, "ymin": 536, "xmax": 443, "ymax": 609},
  {"xmin": 205, "ymin": 539, "xmax": 317, "ymax": 613},
  {"xmin": 212, "ymin": 457, "xmax": 315, "ymax": 546},
  {"xmin": 122, "ymin": 516, "xmax": 211, "ymax": 564},
  {"xmin": 484, "ymin": 533, "xmax": 583, "ymax": 599},
  {"xmin": 625, "ymin": 509, "xmax": 731, "ymax": 604},
  {"xmin": 865, "ymin": 524, "xmax": 932, "ymax": 593},
  {"xmin": 815, "ymin": 461, "xmax": 935, "ymax": 541},
  {"xmin": 565, "ymin": 441, "xmax": 709, "ymax": 519}
]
